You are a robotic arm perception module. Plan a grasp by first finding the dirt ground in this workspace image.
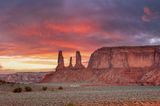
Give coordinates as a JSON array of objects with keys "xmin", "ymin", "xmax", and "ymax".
[
  {"xmin": 0, "ymin": 83, "xmax": 160, "ymax": 106},
  {"xmin": 78, "ymin": 102, "xmax": 160, "ymax": 106}
]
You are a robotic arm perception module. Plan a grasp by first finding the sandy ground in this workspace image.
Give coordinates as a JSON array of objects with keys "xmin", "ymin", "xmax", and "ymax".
[
  {"xmin": 0, "ymin": 83, "xmax": 160, "ymax": 106},
  {"xmin": 78, "ymin": 102, "xmax": 160, "ymax": 106}
]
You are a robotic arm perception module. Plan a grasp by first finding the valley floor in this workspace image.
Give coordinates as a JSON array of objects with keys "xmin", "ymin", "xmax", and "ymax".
[{"xmin": 0, "ymin": 83, "xmax": 160, "ymax": 106}]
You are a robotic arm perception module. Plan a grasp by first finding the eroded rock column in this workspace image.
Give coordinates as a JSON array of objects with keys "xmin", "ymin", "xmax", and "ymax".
[
  {"xmin": 56, "ymin": 50, "xmax": 65, "ymax": 70},
  {"xmin": 154, "ymin": 48, "xmax": 160, "ymax": 67},
  {"xmin": 68, "ymin": 57, "xmax": 73, "ymax": 69},
  {"xmin": 74, "ymin": 51, "xmax": 85, "ymax": 69}
]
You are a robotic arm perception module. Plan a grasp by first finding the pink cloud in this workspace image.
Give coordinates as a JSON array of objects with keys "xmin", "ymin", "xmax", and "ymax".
[{"xmin": 142, "ymin": 6, "xmax": 160, "ymax": 22}]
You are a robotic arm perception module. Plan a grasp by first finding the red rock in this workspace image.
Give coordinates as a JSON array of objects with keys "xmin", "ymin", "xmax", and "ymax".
[
  {"xmin": 74, "ymin": 51, "xmax": 85, "ymax": 69},
  {"xmin": 56, "ymin": 50, "xmax": 65, "ymax": 70},
  {"xmin": 88, "ymin": 46, "xmax": 160, "ymax": 69},
  {"xmin": 140, "ymin": 69, "xmax": 160, "ymax": 86},
  {"xmin": 68, "ymin": 57, "xmax": 73, "ymax": 69},
  {"xmin": 42, "ymin": 45, "xmax": 160, "ymax": 85}
]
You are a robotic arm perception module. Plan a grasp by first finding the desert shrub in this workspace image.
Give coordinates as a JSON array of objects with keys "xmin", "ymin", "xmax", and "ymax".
[
  {"xmin": 42, "ymin": 86, "xmax": 48, "ymax": 91},
  {"xmin": 58, "ymin": 86, "xmax": 63, "ymax": 90},
  {"xmin": 24, "ymin": 86, "xmax": 32, "ymax": 92},
  {"xmin": 13, "ymin": 87, "xmax": 22, "ymax": 93},
  {"xmin": 0, "ymin": 80, "xmax": 6, "ymax": 84},
  {"xmin": 66, "ymin": 103, "xmax": 75, "ymax": 106}
]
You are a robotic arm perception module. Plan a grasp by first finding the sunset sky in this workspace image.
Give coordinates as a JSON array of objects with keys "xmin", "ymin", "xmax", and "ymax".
[{"xmin": 0, "ymin": 0, "xmax": 160, "ymax": 73}]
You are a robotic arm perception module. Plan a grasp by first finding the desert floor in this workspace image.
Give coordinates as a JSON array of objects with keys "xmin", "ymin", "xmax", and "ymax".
[{"xmin": 0, "ymin": 83, "xmax": 160, "ymax": 106}]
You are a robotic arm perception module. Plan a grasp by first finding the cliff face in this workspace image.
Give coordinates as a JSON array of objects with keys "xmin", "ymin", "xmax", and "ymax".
[
  {"xmin": 88, "ymin": 46, "xmax": 160, "ymax": 69},
  {"xmin": 42, "ymin": 46, "xmax": 160, "ymax": 86}
]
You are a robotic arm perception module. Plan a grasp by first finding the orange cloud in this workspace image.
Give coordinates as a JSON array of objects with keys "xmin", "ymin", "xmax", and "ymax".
[
  {"xmin": 46, "ymin": 22, "xmax": 95, "ymax": 34},
  {"xmin": 0, "ymin": 65, "xmax": 2, "ymax": 69},
  {"xmin": 13, "ymin": 24, "xmax": 42, "ymax": 36},
  {"xmin": 12, "ymin": 21, "xmax": 97, "ymax": 38}
]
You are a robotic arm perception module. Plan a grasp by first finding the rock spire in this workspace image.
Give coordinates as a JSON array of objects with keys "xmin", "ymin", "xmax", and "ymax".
[
  {"xmin": 68, "ymin": 57, "xmax": 73, "ymax": 69},
  {"xmin": 56, "ymin": 50, "xmax": 65, "ymax": 70},
  {"xmin": 74, "ymin": 51, "xmax": 85, "ymax": 69}
]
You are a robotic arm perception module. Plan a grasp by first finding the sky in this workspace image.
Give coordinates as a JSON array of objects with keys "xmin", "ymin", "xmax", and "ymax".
[{"xmin": 0, "ymin": 0, "xmax": 160, "ymax": 73}]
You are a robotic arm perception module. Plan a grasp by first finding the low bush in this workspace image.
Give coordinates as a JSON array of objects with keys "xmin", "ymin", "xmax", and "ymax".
[
  {"xmin": 13, "ymin": 87, "xmax": 22, "ymax": 93},
  {"xmin": 66, "ymin": 103, "xmax": 75, "ymax": 106},
  {"xmin": 24, "ymin": 86, "xmax": 32, "ymax": 92},
  {"xmin": 58, "ymin": 86, "xmax": 63, "ymax": 90},
  {"xmin": 42, "ymin": 86, "xmax": 48, "ymax": 91},
  {"xmin": 0, "ymin": 80, "xmax": 6, "ymax": 84}
]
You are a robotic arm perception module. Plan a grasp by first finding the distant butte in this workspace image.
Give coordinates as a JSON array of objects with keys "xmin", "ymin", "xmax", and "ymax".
[{"xmin": 42, "ymin": 45, "xmax": 160, "ymax": 86}]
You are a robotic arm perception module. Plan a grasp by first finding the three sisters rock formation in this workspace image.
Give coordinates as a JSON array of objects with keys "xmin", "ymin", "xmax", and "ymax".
[
  {"xmin": 56, "ymin": 51, "xmax": 85, "ymax": 71},
  {"xmin": 42, "ymin": 46, "xmax": 160, "ymax": 85}
]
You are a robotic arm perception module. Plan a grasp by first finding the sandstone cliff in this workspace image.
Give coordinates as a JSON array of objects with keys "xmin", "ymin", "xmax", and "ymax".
[
  {"xmin": 42, "ymin": 46, "xmax": 160, "ymax": 86},
  {"xmin": 88, "ymin": 46, "xmax": 160, "ymax": 69}
]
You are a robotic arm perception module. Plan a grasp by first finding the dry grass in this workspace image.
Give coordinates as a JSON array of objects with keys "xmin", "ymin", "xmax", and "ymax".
[
  {"xmin": 0, "ymin": 83, "xmax": 160, "ymax": 106},
  {"xmin": 78, "ymin": 102, "xmax": 160, "ymax": 106}
]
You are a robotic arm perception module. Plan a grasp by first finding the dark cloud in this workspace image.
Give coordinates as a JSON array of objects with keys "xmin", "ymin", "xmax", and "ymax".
[{"xmin": 0, "ymin": 0, "xmax": 160, "ymax": 56}]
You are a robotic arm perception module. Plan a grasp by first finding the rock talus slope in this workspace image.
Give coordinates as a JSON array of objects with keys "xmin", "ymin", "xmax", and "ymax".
[
  {"xmin": 42, "ymin": 46, "xmax": 160, "ymax": 85},
  {"xmin": 0, "ymin": 72, "xmax": 48, "ymax": 83}
]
